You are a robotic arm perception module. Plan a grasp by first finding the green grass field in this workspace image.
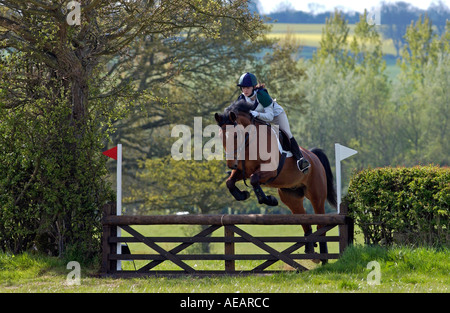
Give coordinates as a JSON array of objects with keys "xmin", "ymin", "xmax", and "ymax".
[
  {"xmin": 267, "ymin": 23, "xmax": 401, "ymax": 81},
  {"xmin": 268, "ymin": 23, "xmax": 398, "ymax": 56},
  {"xmin": 1, "ymin": 223, "xmax": 448, "ymax": 293}
]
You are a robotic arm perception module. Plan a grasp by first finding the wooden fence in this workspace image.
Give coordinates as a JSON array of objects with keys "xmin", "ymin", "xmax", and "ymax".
[{"xmin": 101, "ymin": 204, "xmax": 354, "ymax": 276}]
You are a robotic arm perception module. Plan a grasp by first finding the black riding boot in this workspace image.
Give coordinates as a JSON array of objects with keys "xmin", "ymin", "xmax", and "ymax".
[{"xmin": 290, "ymin": 137, "xmax": 310, "ymax": 174}]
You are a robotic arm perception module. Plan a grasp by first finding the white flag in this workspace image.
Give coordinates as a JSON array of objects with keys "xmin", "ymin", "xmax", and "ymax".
[
  {"xmin": 336, "ymin": 143, "xmax": 358, "ymax": 161},
  {"xmin": 335, "ymin": 143, "xmax": 358, "ymax": 212}
]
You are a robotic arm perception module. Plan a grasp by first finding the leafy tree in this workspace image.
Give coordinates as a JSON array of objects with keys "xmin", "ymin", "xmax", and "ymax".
[
  {"xmin": 295, "ymin": 11, "xmax": 396, "ymax": 198},
  {"xmin": 125, "ymin": 29, "xmax": 305, "ymax": 215},
  {"xmin": 0, "ymin": 0, "xmax": 266, "ymax": 259},
  {"xmin": 313, "ymin": 9, "xmax": 351, "ymax": 68},
  {"xmin": 104, "ymin": 17, "xmax": 273, "ymax": 207},
  {"xmin": 130, "ymin": 157, "xmax": 232, "ymax": 215},
  {"xmin": 380, "ymin": 1, "xmax": 421, "ymax": 57},
  {"xmin": 392, "ymin": 17, "xmax": 449, "ymax": 165}
]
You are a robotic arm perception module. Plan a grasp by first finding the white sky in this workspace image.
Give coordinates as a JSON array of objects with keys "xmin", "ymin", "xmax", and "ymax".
[{"xmin": 257, "ymin": 0, "xmax": 450, "ymax": 14}]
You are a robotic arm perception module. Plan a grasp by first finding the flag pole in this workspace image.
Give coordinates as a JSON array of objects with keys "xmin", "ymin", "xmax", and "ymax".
[
  {"xmin": 116, "ymin": 144, "xmax": 122, "ymax": 271},
  {"xmin": 335, "ymin": 143, "xmax": 358, "ymax": 213},
  {"xmin": 335, "ymin": 143, "xmax": 341, "ymax": 213}
]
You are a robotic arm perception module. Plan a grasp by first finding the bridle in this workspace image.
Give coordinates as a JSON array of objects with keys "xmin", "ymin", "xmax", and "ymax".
[
  {"xmin": 220, "ymin": 111, "xmax": 287, "ymax": 186},
  {"xmin": 220, "ymin": 112, "xmax": 270, "ymax": 186}
]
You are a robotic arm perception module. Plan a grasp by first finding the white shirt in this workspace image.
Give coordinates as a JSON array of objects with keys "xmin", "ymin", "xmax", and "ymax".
[{"xmin": 243, "ymin": 94, "xmax": 285, "ymax": 122}]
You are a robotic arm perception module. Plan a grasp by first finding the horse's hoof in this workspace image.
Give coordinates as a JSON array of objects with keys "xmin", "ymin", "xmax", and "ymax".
[
  {"xmin": 264, "ymin": 195, "xmax": 278, "ymax": 206},
  {"xmin": 231, "ymin": 189, "xmax": 250, "ymax": 201},
  {"xmin": 241, "ymin": 191, "xmax": 250, "ymax": 201}
]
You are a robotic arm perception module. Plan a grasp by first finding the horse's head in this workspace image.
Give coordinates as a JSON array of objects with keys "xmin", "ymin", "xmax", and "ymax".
[
  {"xmin": 214, "ymin": 99, "xmax": 253, "ymax": 128},
  {"xmin": 215, "ymin": 100, "xmax": 254, "ymax": 169}
]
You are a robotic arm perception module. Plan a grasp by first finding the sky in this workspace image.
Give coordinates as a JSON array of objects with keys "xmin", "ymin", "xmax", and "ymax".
[{"xmin": 256, "ymin": 0, "xmax": 450, "ymax": 14}]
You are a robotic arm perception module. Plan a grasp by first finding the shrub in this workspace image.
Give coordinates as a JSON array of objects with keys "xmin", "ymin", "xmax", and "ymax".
[{"xmin": 345, "ymin": 166, "xmax": 449, "ymax": 246}]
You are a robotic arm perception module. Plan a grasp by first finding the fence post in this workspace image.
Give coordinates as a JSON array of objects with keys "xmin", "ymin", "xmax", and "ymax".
[
  {"xmin": 338, "ymin": 202, "xmax": 353, "ymax": 255},
  {"xmin": 224, "ymin": 225, "xmax": 235, "ymax": 272},
  {"xmin": 101, "ymin": 202, "xmax": 117, "ymax": 274}
]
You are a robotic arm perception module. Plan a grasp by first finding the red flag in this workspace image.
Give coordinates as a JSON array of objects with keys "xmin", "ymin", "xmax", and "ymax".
[{"xmin": 103, "ymin": 146, "xmax": 117, "ymax": 160}]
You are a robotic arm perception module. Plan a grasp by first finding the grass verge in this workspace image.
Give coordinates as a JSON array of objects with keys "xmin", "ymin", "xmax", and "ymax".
[{"xmin": 0, "ymin": 245, "xmax": 448, "ymax": 293}]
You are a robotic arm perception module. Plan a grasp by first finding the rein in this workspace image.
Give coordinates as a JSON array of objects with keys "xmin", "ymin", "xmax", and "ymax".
[{"xmin": 226, "ymin": 112, "xmax": 287, "ymax": 187}]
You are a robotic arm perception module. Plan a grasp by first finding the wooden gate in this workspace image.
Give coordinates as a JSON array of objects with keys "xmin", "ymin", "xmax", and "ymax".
[{"xmin": 101, "ymin": 204, "xmax": 353, "ymax": 276}]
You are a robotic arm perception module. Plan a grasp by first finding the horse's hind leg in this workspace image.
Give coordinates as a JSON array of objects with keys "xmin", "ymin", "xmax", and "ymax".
[
  {"xmin": 309, "ymin": 193, "xmax": 328, "ymax": 264},
  {"xmin": 278, "ymin": 188, "xmax": 315, "ymax": 254}
]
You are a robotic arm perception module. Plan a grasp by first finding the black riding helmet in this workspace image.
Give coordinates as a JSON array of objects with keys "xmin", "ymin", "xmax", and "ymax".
[{"xmin": 237, "ymin": 72, "xmax": 258, "ymax": 87}]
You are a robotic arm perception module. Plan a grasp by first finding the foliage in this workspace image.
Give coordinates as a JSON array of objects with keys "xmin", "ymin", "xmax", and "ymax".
[
  {"xmin": 292, "ymin": 12, "xmax": 449, "ymax": 203},
  {"xmin": 105, "ymin": 12, "xmax": 273, "ymax": 207},
  {"xmin": 345, "ymin": 166, "xmax": 449, "ymax": 246},
  {"xmin": 0, "ymin": 53, "xmax": 115, "ymax": 261},
  {"xmin": 0, "ymin": 0, "xmax": 267, "ymax": 261},
  {"xmin": 125, "ymin": 25, "xmax": 307, "ymax": 214},
  {"xmin": 129, "ymin": 156, "xmax": 232, "ymax": 214},
  {"xmin": 297, "ymin": 11, "xmax": 392, "ymax": 169},
  {"xmin": 392, "ymin": 17, "xmax": 450, "ymax": 166}
]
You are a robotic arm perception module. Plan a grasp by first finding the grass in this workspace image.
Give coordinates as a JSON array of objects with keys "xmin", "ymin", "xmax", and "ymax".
[
  {"xmin": 1, "ymin": 229, "xmax": 448, "ymax": 293},
  {"xmin": 268, "ymin": 23, "xmax": 398, "ymax": 56},
  {"xmin": 266, "ymin": 22, "xmax": 401, "ymax": 81}
]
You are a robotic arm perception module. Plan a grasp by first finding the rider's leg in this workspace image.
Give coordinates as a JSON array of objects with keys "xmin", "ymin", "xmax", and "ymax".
[
  {"xmin": 272, "ymin": 112, "xmax": 310, "ymax": 173},
  {"xmin": 289, "ymin": 137, "xmax": 310, "ymax": 173}
]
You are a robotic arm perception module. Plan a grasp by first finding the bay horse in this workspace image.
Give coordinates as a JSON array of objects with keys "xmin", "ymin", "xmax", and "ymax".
[{"xmin": 215, "ymin": 100, "xmax": 337, "ymax": 258}]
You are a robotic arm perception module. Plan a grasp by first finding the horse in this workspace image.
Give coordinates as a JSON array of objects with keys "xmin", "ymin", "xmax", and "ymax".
[{"xmin": 214, "ymin": 100, "xmax": 337, "ymax": 259}]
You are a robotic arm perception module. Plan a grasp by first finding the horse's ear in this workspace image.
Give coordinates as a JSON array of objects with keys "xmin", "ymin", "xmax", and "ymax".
[
  {"xmin": 229, "ymin": 111, "xmax": 237, "ymax": 123},
  {"xmin": 214, "ymin": 113, "xmax": 222, "ymax": 124}
]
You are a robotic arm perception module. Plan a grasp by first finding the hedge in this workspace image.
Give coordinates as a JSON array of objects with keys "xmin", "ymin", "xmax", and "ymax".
[{"xmin": 345, "ymin": 166, "xmax": 449, "ymax": 247}]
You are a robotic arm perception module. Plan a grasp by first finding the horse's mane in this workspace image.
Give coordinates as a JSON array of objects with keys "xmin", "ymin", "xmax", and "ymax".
[
  {"xmin": 225, "ymin": 99, "xmax": 253, "ymax": 115},
  {"xmin": 216, "ymin": 100, "xmax": 253, "ymax": 126}
]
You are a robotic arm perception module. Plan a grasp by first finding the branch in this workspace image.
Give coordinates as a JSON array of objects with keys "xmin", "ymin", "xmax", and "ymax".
[
  {"xmin": 15, "ymin": 157, "xmax": 41, "ymax": 206},
  {"xmin": 25, "ymin": 0, "xmax": 59, "ymax": 10}
]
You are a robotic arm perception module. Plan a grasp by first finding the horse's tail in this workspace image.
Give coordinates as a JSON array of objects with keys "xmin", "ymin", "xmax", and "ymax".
[{"xmin": 311, "ymin": 148, "xmax": 337, "ymax": 208}]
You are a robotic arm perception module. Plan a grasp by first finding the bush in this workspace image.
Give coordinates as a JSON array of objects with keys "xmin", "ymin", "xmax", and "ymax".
[
  {"xmin": 0, "ymin": 55, "xmax": 116, "ymax": 263},
  {"xmin": 345, "ymin": 166, "xmax": 449, "ymax": 246},
  {"xmin": 0, "ymin": 95, "xmax": 114, "ymax": 262}
]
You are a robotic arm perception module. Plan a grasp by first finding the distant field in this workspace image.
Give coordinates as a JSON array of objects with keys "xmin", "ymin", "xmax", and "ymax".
[{"xmin": 267, "ymin": 23, "xmax": 398, "ymax": 56}]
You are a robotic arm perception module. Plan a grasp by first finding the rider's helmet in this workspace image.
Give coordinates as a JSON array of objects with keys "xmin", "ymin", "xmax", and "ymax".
[{"xmin": 237, "ymin": 72, "xmax": 257, "ymax": 87}]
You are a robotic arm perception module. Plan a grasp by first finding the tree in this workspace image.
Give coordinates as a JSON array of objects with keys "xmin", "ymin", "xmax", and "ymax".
[
  {"xmin": 392, "ymin": 17, "xmax": 449, "ymax": 165},
  {"xmin": 124, "ymin": 25, "xmax": 306, "ymax": 215},
  {"xmin": 296, "ymin": 11, "xmax": 394, "ymax": 193},
  {"xmin": 103, "ymin": 17, "xmax": 273, "ymax": 207},
  {"xmin": 313, "ymin": 9, "xmax": 351, "ymax": 67},
  {"xmin": 380, "ymin": 1, "xmax": 421, "ymax": 57},
  {"xmin": 0, "ymin": 0, "xmax": 266, "ymax": 259}
]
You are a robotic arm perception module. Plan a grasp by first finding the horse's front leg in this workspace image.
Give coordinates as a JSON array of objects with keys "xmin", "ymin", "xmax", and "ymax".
[
  {"xmin": 250, "ymin": 170, "xmax": 278, "ymax": 206},
  {"xmin": 226, "ymin": 169, "xmax": 250, "ymax": 201}
]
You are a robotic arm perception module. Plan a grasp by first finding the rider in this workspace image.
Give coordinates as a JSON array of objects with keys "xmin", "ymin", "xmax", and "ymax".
[{"xmin": 236, "ymin": 72, "xmax": 310, "ymax": 173}]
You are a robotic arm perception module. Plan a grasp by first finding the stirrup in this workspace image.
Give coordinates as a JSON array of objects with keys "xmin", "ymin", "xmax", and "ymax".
[{"xmin": 297, "ymin": 158, "xmax": 310, "ymax": 174}]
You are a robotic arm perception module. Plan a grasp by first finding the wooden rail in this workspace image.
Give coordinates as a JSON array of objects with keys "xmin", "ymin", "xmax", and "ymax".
[{"xmin": 101, "ymin": 203, "xmax": 354, "ymax": 276}]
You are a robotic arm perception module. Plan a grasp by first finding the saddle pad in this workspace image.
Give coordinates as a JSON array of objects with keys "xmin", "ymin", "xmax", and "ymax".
[{"xmin": 271, "ymin": 128, "xmax": 293, "ymax": 158}]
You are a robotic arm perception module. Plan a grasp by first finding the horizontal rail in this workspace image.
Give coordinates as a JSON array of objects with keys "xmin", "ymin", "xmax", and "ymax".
[
  {"xmin": 109, "ymin": 236, "xmax": 341, "ymax": 243},
  {"xmin": 109, "ymin": 253, "xmax": 341, "ymax": 261},
  {"xmin": 102, "ymin": 214, "xmax": 346, "ymax": 226}
]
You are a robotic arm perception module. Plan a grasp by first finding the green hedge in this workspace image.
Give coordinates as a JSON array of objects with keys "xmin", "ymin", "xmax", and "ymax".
[{"xmin": 345, "ymin": 166, "xmax": 449, "ymax": 246}]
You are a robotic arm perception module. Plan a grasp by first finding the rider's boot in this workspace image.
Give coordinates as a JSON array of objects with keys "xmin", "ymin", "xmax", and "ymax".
[{"xmin": 290, "ymin": 137, "xmax": 310, "ymax": 174}]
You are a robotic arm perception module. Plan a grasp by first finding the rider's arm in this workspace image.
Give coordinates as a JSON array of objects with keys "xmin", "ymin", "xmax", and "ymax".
[
  {"xmin": 254, "ymin": 105, "xmax": 274, "ymax": 122},
  {"xmin": 254, "ymin": 89, "xmax": 274, "ymax": 122}
]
